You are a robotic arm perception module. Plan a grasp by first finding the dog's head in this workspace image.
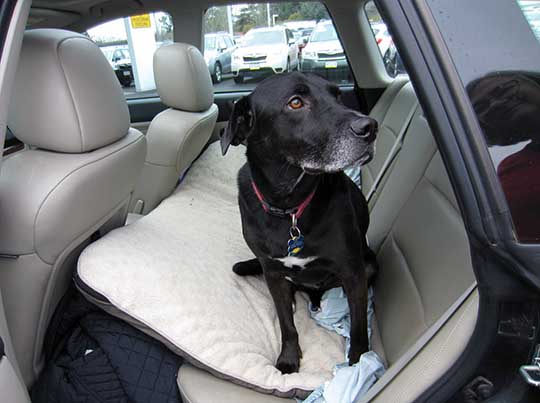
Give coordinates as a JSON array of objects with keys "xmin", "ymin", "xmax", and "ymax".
[{"xmin": 220, "ymin": 72, "xmax": 378, "ymax": 173}]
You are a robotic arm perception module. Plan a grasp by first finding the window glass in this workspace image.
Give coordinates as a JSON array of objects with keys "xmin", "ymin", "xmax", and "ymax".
[
  {"xmin": 86, "ymin": 12, "xmax": 173, "ymax": 99},
  {"xmin": 225, "ymin": 36, "xmax": 234, "ymax": 48},
  {"xmin": 464, "ymin": 1, "xmax": 540, "ymax": 243},
  {"xmin": 365, "ymin": 1, "xmax": 406, "ymax": 78},
  {"xmin": 519, "ymin": 0, "xmax": 540, "ymax": 40},
  {"xmin": 218, "ymin": 36, "xmax": 226, "ymax": 49},
  {"xmin": 202, "ymin": 3, "xmax": 354, "ymax": 91}
]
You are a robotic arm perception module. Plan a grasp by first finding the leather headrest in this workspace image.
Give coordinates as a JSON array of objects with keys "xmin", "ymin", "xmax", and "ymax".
[
  {"xmin": 8, "ymin": 29, "xmax": 130, "ymax": 153},
  {"xmin": 153, "ymin": 43, "xmax": 214, "ymax": 112}
]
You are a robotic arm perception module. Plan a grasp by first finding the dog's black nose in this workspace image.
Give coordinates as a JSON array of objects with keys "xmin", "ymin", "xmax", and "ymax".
[{"xmin": 350, "ymin": 118, "xmax": 378, "ymax": 142}]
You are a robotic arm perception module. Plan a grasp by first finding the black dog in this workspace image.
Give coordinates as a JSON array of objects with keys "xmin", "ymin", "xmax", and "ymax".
[{"xmin": 221, "ymin": 72, "xmax": 378, "ymax": 374}]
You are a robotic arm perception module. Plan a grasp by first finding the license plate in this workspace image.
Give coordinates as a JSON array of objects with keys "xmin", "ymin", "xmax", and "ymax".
[
  {"xmin": 249, "ymin": 66, "xmax": 261, "ymax": 71},
  {"xmin": 325, "ymin": 61, "xmax": 338, "ymax": 69},
  {"xmin": 122, "ymin": 71, "xmax": 131, "ymax": 76}
]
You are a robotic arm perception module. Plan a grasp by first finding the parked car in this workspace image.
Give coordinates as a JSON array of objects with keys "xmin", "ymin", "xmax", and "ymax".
[
  {"xmin": 301, "ymin": 20, "xmax": 351, "ymax": 81},
  {"xmin": 100, "ymin": 46, "xmax": 133, "ymax": 87},
  {"xmin": 231, "ymin": 26, "xmax": 299, "ymax": 83},
  {"xmin": 370, "ymin": 22, "xmax": 392, "ymax": 56},
  {"xmin": 204, "ymin": 32, "xmax": 236, "ymax": 84},
  {"xmin": 382, "ymin": 40, "xmax": 406, "ymax": 77},
  {"xmin": 284, "ymin": 20, "xmax": 316, "ymax": 53}
]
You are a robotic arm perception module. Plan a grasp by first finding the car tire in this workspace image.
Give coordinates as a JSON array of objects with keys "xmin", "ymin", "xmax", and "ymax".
[
  {"xmin": 212, "ymin": 63, "xmax": 222, "ymax": 84},
  {"xmin": 117, "ymin": 73, "xmax": 132, "ymax": 87},
  {"xmin": 286, "ymin": 58, "xmax": 291, "ymax": 73},
  {"xmin": 234, "ymin": 74, "xmax": 244, "ymax": 84}
]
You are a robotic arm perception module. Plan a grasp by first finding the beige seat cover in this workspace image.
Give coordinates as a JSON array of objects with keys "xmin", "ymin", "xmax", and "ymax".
[{"xmin": 78, "ymin": 143, "xmax": 350, "ymax": 399}]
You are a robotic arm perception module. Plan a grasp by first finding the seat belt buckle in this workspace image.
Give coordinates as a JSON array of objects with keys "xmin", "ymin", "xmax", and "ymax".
[{"xmin": 520, "ymin": 344, "xmax": 540, "ymax": 387}]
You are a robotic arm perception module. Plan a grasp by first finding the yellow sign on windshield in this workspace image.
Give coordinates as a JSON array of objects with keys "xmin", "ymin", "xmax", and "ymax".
[{"xmin": 130, "ymin": 14, "xmax": 151, "ymax": 29}]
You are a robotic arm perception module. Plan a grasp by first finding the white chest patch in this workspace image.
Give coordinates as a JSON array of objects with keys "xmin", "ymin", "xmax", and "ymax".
[{"xmin": 276, "ymin": 256, "xmax": 318, "ymax": 269}]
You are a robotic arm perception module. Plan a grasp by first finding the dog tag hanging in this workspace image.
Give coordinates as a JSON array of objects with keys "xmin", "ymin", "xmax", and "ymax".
[{"xmin": 287, "ymin": 214, "xmax": 305, "ymax": 256}]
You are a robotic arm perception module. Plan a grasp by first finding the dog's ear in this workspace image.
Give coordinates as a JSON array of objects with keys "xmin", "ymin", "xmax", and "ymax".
[{"xmin": 220, "ymin": 96, "xmax": 255, "ymax": 155}]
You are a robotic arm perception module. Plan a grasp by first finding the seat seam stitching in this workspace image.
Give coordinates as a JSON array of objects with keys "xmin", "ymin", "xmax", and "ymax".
[
  {"xmin": 391, "ymin": 236, "xmax": 427, "ymax": 327},
  {"xmin": 56, "ymin": 37, "xmax": 85, "ymax": 152},
  {"xmin": 373, "ymin": 148, "xmax": 437, "ymax": 251}
]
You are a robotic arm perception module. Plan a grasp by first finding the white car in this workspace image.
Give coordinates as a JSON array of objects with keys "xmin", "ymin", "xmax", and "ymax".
[
  {"xmin": 300, "ymin": 20, "xmax": 351, "ymax": 82},
  {"xmin": 231, "ymin": 26, "xmax": 299, "ymax": 83}
]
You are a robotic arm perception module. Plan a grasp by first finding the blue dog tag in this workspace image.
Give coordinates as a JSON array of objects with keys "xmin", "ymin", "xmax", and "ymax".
[{"xmin": 287, "ymin": 235, "xmax": 304, "ymax": 256}]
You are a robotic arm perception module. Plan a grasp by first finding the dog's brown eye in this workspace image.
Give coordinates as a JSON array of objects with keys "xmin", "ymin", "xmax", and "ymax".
[{"xmin": 288, "ymin": 97, "xmax": 304, "ymax": 110}]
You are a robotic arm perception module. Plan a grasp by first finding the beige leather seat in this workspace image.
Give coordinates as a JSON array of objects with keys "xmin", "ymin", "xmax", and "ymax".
[
  {"xmin": 130, "ymin": 43, "xmax": 218, "ymax": 215},
  {"xmin": 0, "ymin": 290, "xmax": 30, "ymax": 403},
  {"xmin": 362, "ymin": 77, "xmax": 418, "ymax": 205},
  {"xmin": 177, "ymin": 80, "xmax": 477, "ymax": 402},
  {"xmin": 0, "ymin": 29, "xmax": 146, "ymax": 386}
]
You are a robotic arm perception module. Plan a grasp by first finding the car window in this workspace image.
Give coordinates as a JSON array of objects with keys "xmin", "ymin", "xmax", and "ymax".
[
  {"xmin": 202, "ymin": 2, "xmax": 354, "ymax": 91},
  {"xmin": 463, "ymin": 1, "xmax": 540, "ymax": 243},
  {"xmin": 205, "ymin": 36, "xmax": 216, "ymax": 50},
  {"xmin": 217, "ymin": 36, "xmax": 226, "ymax": 49},
  {"xmin": 365, "ymin": 1, "xmax": 406, "ymax": 78},
  {"xmin": 86, "ymin": 12, "xmax": 173, "ymax": 99},
  {"xmin": 310, "ymin": 22, "xmax": 337, "ymax": 42},
  {"xmin": 520, "ymin": 0, "xmax": 540, "ymax": 40}
]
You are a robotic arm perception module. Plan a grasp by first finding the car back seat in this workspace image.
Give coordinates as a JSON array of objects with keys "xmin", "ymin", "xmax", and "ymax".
[
  {"xmin": 361, "ymin": 76, "xmax": 418, "ymax": 204},
  {"xmin": 177, "ymin": 79, "xmax": 477, "ymax": 402}
]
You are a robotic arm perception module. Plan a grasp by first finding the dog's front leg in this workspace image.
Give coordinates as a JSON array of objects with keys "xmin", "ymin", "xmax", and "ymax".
[
  {"xmin": 262, "ymin": 259, "xmax": 302, "ymax": 373},
  {"xmin": 342, "ymin": 268, "xmax": 369, "ymax": 365}
]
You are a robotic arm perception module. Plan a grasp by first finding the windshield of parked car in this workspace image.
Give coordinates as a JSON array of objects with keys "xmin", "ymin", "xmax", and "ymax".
[
  {"xmin": 205, "ymin": 36, "xmax": 217, "ymax": 50},
  {"xmin": 242, "ymin": 30, "xmax": 284, "ymax": 46},
  {"xmin": 310, "ymin": 24, "xmax": 338, "ymax": 42}
]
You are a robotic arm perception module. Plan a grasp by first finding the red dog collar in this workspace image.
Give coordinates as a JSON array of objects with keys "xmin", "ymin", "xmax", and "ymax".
[{"xmin": 251, "ymin": 181, "xmax": 316, "ymax": 219}]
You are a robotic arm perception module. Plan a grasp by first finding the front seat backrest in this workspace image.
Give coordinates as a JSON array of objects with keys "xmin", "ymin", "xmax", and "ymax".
[
  {"xmin": 0, "ymin": 29, "xmax": 146, "ymax": 386},
  {"xmin": 130, "ymin": 43, "xmax": 218, "ymax": 214}
]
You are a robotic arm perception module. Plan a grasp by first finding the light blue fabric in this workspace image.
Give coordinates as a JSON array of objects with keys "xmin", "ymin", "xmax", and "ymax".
[
  {"xmin": 300, "ymin": 288, "xmax": 385, "ymax": 403},
  {"xmin": 344, "ymin": 166, "xmax": 362, "ymax": 189}
]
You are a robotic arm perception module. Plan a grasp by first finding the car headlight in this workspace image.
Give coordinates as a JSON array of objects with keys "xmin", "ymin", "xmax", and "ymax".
[
  {"xmin": 303, "ymin": 50, "xmax": 317, "ymax": 59},
  {"xmin": 232, "ymin": 53, "xmax": 242, "ymax": 61}
]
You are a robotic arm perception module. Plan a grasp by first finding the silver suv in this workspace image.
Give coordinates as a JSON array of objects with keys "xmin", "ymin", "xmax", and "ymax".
[{"xmin": 204, "ymin": 32, "xmax": 237, "ymax": 84}]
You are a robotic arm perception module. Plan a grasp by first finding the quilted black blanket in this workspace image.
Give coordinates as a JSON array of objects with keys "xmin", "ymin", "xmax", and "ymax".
[{"xmin": 32, "ymin": 291, "xmax": 183, "ymax": 403}]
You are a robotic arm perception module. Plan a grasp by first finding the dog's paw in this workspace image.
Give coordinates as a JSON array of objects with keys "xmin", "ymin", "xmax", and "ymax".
[
  {"xmin": 276, "ymin": 343, "xmax": 302, "ymax": 374},
  {"xmin": 232, "ymin": 259, "xmax": 262, "ymax": 276},
  {"xmin": 348, "ymin": 342, "xmax": 369, "ymax": 366}
]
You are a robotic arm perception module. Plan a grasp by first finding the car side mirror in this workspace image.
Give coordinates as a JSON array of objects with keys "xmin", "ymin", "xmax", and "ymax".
[{"xmin": 303, "ymin": 38, "xmax": 308, "ymax": 45}]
